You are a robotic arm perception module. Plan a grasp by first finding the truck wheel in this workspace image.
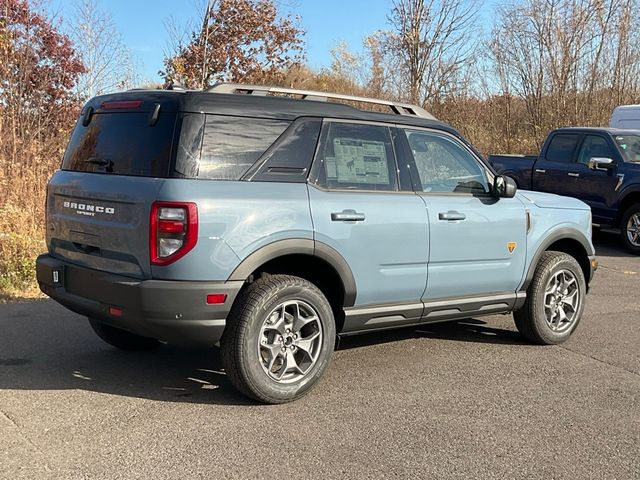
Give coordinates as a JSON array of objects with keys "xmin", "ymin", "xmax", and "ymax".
[
  {"xmin": 221, "ymin": 274, "xmax": 335, "ymax": 404},
  {"xmin": 620, "ymin": 203, "xmax": 640, "ymax": 254},
  {"xmin": 89, "ymin": 319, "xmax": 160, "ymax": 351},
  {"xmin": 514, "ymin": 251, "xmax": 586, "ymax": 345}
]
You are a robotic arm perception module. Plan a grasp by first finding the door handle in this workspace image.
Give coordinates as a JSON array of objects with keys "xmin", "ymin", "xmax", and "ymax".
[
  {"xmin": 567, "ymin": 172, "xmax": 580, "ymax": 177},
  {"xmin": 331, "ymin": 209, "xmax": 366, "ymax": 222},
  {"xmin": 535, "ymin": 169, "xmax": 546, "ymax": 174},
  {"xmin": 438, "ymin": 211, "xmax": 466, "ymax": 221}
]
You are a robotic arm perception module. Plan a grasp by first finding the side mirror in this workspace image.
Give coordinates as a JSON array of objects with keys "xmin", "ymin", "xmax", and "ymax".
[
  {"xmin": 588, "ymin": 157, "xmax": 615, "ymax": 171},
  {"xmin": 493, "ymin": 175, "xmax": 517, "ymax": 199}
]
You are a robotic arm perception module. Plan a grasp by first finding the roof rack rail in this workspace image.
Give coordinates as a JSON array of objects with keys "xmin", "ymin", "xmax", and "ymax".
[{"xmin": 208, "ymin": 82, "xmax": 436, "ymax": 120}]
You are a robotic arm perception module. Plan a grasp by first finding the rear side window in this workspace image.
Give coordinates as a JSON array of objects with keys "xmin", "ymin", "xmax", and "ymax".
[
  {"xmin": 545, "ymin": 134, "xmax": 580, "ymax": 163},
  {"xmin": 62, "ymin": 112, "xmax": 177, "ymax": 176},
  {"xmin": 245, "ymin": 118, "xmax": 322, "ymax": 182},
  {"xmin": 312, "ymin": 122, "xmax": 398, "ymax": 191},
  {"xmin": 198, "ymin": 115, "xmax": 289, "ymax": 180}
]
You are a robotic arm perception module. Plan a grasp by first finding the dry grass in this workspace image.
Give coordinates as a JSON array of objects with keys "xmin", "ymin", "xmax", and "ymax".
[{"xmin": 0, "ymin": 144, "xmax": 57, "ymax": 301}]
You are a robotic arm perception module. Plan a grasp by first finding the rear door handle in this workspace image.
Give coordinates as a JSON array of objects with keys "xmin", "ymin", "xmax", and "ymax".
[
  {"xmin": 438, "ymin": 211, "xmax": 466, "ymax": 221},
  {"xmin": 568, "ymin": 172, "xmax": 580, "ymax": 177},
  {"xmin": 535, "ymin": 169, "xmax": 546, "ymax": 174},
  {"xmin": 331, "ymin": 209, "xmax": 366, "ymax": 222}
]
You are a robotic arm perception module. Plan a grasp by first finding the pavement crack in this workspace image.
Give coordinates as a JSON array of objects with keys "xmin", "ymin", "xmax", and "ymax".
[
  {"xmin": 0, "ymin": 408, "xmax": 53, "ymax": 472},
  {"xmin": 558, "ymin": 345, "xmax": 640, "ymax": 378}
]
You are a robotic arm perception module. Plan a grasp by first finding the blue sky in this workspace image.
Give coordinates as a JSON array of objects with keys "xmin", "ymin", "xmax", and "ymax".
[{"xmin": 49, "ymin": 0, "xmax": 395, "ymax": 83}]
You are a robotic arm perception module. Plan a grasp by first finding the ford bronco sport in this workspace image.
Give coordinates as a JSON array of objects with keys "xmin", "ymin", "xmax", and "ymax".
[{"xmin": 36, "ymin": 84, "xmax": 597, "ymax": 403}]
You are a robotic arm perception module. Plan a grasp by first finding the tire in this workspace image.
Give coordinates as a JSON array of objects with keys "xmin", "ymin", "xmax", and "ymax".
[
  {"xmin": 514, "ymin": 251, "xmax": 586, "ymax": 345},
  {"xmin": 89, "ymin": 319, "xmax": 160, "ymax": 351},
  {"xmin": 620, "ymin": 203, "xmax": 640, "ymax": 254},
  {"xmin": 220, "ymin": 274, "xmax": 335, "ymax": 404}
]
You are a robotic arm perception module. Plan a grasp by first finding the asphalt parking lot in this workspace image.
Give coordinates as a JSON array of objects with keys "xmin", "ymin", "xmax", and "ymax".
[{"xmin": 1, "ymin": 230, "xmax": 638, "ymax": 480}]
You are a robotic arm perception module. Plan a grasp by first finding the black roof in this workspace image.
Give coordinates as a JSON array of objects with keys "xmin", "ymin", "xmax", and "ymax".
[
  {"xmin": 85, "ymin": 88, "xmax": 458, "ymax": 135},
  {"xmin": 553, "ymin": 126, "xmax": 640, "ymax": 136}
]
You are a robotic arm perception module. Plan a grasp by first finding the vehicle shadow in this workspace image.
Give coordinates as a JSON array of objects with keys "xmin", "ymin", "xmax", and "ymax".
[
  {"xmin": 0, "ymin": 299, "xmax": 256, "ymax": 405},
  {"xmin": 593, "ymin": 228, "xmax": 635, "ymax": 258},
  {"xmin": 338, "ymin": 318, "xmax": 526, "ymax": 350},
  {"xmin": 0, "ymin": 299, "xmax": 528, "ymax": 405}
]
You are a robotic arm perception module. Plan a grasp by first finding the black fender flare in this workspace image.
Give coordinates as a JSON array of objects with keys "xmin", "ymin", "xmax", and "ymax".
[
  {"xmin": 228, "ymin": 238, "xmax": 357, "ymax": 307},
  {"xmin": 616, "ymin": 186, "xmax": 640, "ymax": 223},
  {"xmin": 521, "ymin": 227, "xmax": 594, "ymax": 291}
]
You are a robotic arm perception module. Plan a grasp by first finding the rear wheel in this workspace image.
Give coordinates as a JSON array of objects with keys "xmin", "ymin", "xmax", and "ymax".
[
  {"xmin": 514, "ymin": 251, "xmax": 586, "ymax": 345},
  {"xmin": 221, "ymin": 274, "xmax": 335, "ymax": 404},
  {"xmin": 89, "ymin": 319, "xmax": 160, "ymax": 351},
  {"xmin": 620, "ymin": 203, "xmax": 640, "ymax": 254}
]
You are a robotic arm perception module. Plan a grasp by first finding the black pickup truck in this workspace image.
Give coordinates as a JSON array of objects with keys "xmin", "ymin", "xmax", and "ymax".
[{"xmin": 489, "ymin": 127, "xmax": 640, "ymax": 253}]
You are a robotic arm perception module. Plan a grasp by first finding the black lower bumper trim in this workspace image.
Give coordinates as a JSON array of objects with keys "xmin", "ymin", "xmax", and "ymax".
[{"xmin": 36, "ymin": 254, "xmax": 243, "ymax": 345}]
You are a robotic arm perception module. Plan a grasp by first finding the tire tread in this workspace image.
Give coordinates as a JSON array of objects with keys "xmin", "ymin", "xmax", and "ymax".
[
  {"xmin": 514, "ymin": 251, "xmax": 584, "ymax": 345},
  {"xmin": 221, "ymin": 274, "xmax": 333, "ymax": 404}
]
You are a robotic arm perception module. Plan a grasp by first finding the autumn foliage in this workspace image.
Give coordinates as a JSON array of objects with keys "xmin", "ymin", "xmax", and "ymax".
[
  {"xmin": 162, "ymin": 0, "xmax": 304, "ymax": 88},
  {"xmin": 0, "ymin": 0, "xmax": 84, "ymax": 296},
  {"xmin": 2, "ymin": 0, "xmax": 640, "ymax": 298}
]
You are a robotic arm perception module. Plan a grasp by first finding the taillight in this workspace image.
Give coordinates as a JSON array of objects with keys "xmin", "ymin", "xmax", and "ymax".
[{"xmin": 150, "ymin": 202, "xmax": 198, "ymax": 266}]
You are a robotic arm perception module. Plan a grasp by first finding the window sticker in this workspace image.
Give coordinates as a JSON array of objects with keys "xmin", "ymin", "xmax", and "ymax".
[
  {"xmin": 325, "ymin": 156, "xmax": 338, "ymax": 178},
  {"xmin": 332, "ymin": 138, "xmax": 390, "ymax": 185}
]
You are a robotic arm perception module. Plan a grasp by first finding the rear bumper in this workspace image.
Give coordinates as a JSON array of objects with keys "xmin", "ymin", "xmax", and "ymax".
[{"xmin": 36, "ymin": 254, "xmax": 243, "ymax": 346}]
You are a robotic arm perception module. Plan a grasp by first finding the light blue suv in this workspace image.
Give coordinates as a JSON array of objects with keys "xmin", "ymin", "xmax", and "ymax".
[{"xmin": 36, "ymin": 84, "xmax": 597, "ymax": 403}]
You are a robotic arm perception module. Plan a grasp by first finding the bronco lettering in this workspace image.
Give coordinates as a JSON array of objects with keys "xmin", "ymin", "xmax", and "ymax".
[{"xmin": 62, "ymin": 201, "xmax": 115, "ymax": 215}]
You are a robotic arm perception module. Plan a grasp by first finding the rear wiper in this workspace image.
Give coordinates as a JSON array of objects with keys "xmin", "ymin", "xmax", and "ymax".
[{"xmin": 85, "ymin": 157, "xmax": 112, "ymax": 167}]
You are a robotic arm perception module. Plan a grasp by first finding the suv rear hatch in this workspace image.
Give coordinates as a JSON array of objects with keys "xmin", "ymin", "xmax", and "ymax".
[{"xmin": 46, "ymin": 93, "xmax": 180, "ymax": 279}]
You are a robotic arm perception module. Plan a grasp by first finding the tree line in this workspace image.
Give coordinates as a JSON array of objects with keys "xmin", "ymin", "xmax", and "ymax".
[
  {"xmin": 1, "ymin": 0, "xmax": 640, "ymax": 291},
  {"xmin": 162, "ymin": 0, "xmax": 640, "ymax": 154}
]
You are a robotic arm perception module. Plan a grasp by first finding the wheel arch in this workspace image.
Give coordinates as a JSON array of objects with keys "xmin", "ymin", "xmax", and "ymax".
[
  {"xmin": 522, "ymin": 228, "xmax": 594, "ymax": 292},
  {"xmin": 228, "ymin": 239, "xmax": 357, "ymax": 330},
  {"xmin": 615, "ymin": 189, "xmax": 640, "ymax": 227}
]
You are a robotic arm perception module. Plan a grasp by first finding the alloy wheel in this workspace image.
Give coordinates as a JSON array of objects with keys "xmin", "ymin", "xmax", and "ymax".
[
  {"xmin": 258, "ymin": 300, "xmax": 323, "ymax": 383},
  {"xmin": 543, "ymin": 269, "xmax": 580, "ymax": 333},
  {"xmin": 626, "ymin": 212, "xmax": 640, "ymax": 247}
]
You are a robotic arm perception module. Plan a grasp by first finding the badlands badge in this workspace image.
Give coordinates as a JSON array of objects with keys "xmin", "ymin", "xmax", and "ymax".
[{"xmin": 507, "ymin": 242, "xmax": 517, "ymax": 254}]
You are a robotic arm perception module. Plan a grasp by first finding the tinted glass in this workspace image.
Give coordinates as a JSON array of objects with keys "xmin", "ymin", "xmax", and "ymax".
[
  {"xmin": 404, "ymin": 129, "xmax": 489, "ymax": 194},
  {"xmin": 546, "ymin": 134, "xmax": 580, "ymax": 163},
  {"xmin": 577, "ymin": 135, "xmax": 614, "ymax": 165},
  {"xmin": 314, "ymin": 122, "xmax": 398, "ymax": 191},
  {"xmin": 62, "ymin": 112, "xmax": 177, "ymax": 176},
  {"xmin": 198, "ymin": 115, "xmax": 289, "ymax": 180},
  {"xmin": 247, "ymin": 118, "xmax": 322, "ymax": 183},
  {"xmin": 613, "ymin": 134, "xmax": 640, "ymax": 162},
  {"xmin": 174, "ymin": 113, "xmax": 205, "ymax": 178}
]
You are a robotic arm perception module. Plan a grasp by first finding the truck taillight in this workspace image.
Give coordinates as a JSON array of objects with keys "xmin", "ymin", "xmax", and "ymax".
[{"xmin": 150, "ymin": 202, "xmax": 198, "ymax": 266}]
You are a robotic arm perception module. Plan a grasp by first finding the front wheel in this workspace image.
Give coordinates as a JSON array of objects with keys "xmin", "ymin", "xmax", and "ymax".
[
  {"xmin": 514, "ymin": 251, "xmax": 586, "ymax": 345},
  {"xmin": 620, "ymin": 203, "xmax": 640, "ymax": 254},
  {"xmin": 220, "ymin": 274, "xmax": 335, "ymax": 404}
]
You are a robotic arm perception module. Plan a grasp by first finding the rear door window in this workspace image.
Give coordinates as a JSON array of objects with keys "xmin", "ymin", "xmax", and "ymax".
[
  {"xmin": 545, "ymin": 134, "xmax": 580, "ymax": 163},
  {"xmin": 312, "ymin": 122, "xmax": 399, "ymax": 191},
  {"xmin": 198, "ymin": 115, "xmax": 289, "ymax": 180},
  {"xmin": 62, "ymin": 112, "xmax": 177, "ymax": 177}
]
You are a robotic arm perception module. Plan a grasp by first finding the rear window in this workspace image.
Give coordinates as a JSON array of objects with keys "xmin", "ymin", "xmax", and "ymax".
[
  {"xmin": 197, "ymin": 115, "xmax": 290, "ymax": 180},
  {"xmin": 545, "ymin": 134, "xmax": 580, "ymax": 163},
  {"xmin": 62, "ymin": 112, "xmax": 177, "ymax": 176}
]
